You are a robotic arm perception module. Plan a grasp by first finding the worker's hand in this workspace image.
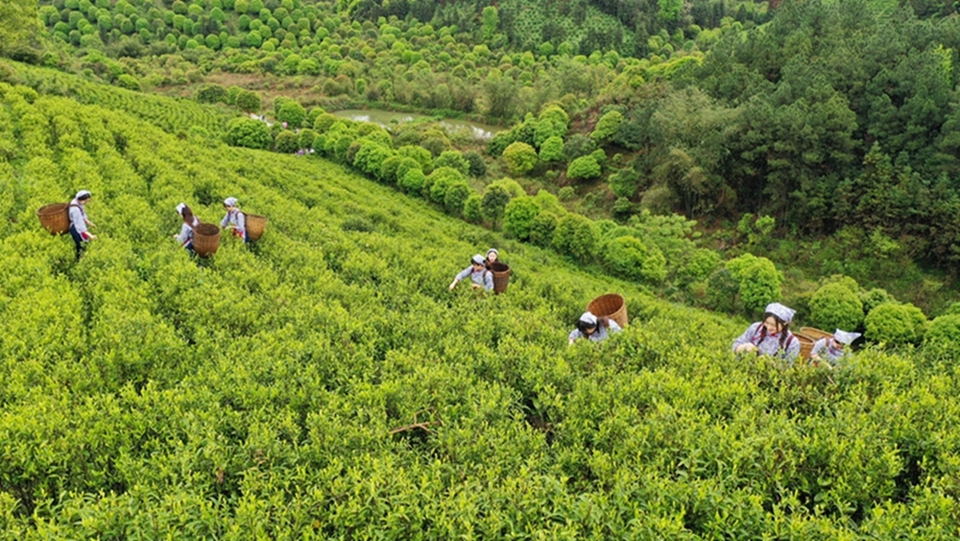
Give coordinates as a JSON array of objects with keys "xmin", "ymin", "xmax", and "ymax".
[
  {"xmin": 448, "ymin": 281, "xmax": 457, "ymax": 291},
  {"xmin": 471, "ymin": 283, "xmax": 481, "ymax": 290},
  {"xmin": 88, "ymin": 234, "xmax": 98, "ymax": 240},
  {"xmin": 735, "ymin": 343, "xmax": 757, "ymax": 354},
  {"xmin": 86, "ymin": 220, "xmax": 96, "ymax": 228}
]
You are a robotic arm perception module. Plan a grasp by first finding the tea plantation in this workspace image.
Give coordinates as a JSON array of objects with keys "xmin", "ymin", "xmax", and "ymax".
[{"xmin": 0, "ymin": 72, "xmax": 959, "ymax": 539}]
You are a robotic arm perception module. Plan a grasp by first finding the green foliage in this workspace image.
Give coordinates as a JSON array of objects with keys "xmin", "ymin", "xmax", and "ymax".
[
  {"xmin": 865, "ymin": 303, "xmax": 928, "ymax": 346},
  {"xmin": 235, "ymin": 89, "xmax": 261, "ymax": 113},
  {"xmin": 196, "ymin": 83, "xmax": 227, "ymax": 104},
  {"xmin": 724, "ymin": 253, "xmax": 782, "ymax": 316},
  {"xmin": 480, "ymin": 184, "xmax": 511, "ymax": 229},
  {"xmin": 503, "ymin": 196, "xmax": 540, "ymax": 241},
  {"xmin": 462, "ymin": 193, "xmax": 483, "ymax": 223},
  {"xmin": 809, "ymin": 281, "xmax": 864, "ymax": 332},
  {"xmin": 502, "ymin": 141, "xmax": 538, "ymax": 176},
  {"xmin": 274, "ymin": 129, "xmax": 299, "ymax": 153},
  {"xmin": 539, "ymin": 136, "xmax": 564, "ymax": 162},
  {"xmin": 399, "ymin": 167, "xmax": 426, "ymax": 194},
  {"xmin": 553, "ymin": 213, "xmax": 598, "ymax": 262},
  {"xmin": 923, "ymin": 314, "xmax": 960, "ymax": 359},
  {"xmin": 602, "ymin": 236, "xmax": 667, "ymax": 284},
  {"xmin": 426, "ymin": 166, "xmax": 464, "ymax": 204},
  {"xmin": 861, "ymin": 288, "xmax": 895, "ymax": 315},
  {"xmin": 591, "ymin": 110, "xmax": 623, "ymax": 143},
  {"xmin": 433, "ymin": 150, "xmax": 469, "ymax": 177},
  {"xmin": 443, "ymin": 180, "xmax": 472, "ymax": 216},
  {"xmin": 463, "ymin": 150, "xmax": 486, "ymax": 177},
  {"xmin": 566, "ymin": 155, "xmax": 601, "ymax": 181},
  {"xmin": 488, "ymin": 177, "xmax": 525, "ymax": 199},
  {"xmin": 529, "ymin": 211, "xmax": 559, "ymax": 247},
  {"xmin": 225, "ymin": 117, "xmax": 271, "ymax": 149},
  {"xmin": 115, "ymin": 74, "xmax": 140, "ymax": 91},
  {"xmin": 276, "ymin": 99, "xmax": 306, "ymax": 128}
]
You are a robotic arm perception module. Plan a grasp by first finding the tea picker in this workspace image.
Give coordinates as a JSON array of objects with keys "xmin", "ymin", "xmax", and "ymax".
[
  {"xmin": 731, "ymin": 302, "xmax": 801, "ymax": 364},
  {"xmin": 810, "ymin": 329, "xmax": 861, "ymax": 367},
  {"xmin": 221, "ymin": 197, "xmax": 247, "ymax": 242},
  {"xmin": 173, "ymin": 203, "xmax": 201, "ymax": 255},
  {"xmin": 569, "ymin": 311, "xmax": 621, "ymax": 345},
  {"xmin": 449, "ymin": 254, "xmax": 494, "ymax": 291},
  {"xmin": 68, "ymin": 190, "xmax": 97, "ymax": 260}
]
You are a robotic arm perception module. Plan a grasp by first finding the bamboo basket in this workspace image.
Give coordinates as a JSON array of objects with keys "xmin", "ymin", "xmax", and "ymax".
[
  {"xmin": 490, "ymin": 261, "xmax": 510, "ymax": 294},
  {"xmin": 800, "ymin": 327, "xmax": 833, "ymax": 341},
  {"xmin": 37, "ymin": 203, "xmax": 70, "ymax": 235},
  {"xmin": 193, "ymin": 223, "xmax": 221, "ymax": 258},
  {"xmin": 793, "ymin": 332, "xmax": 816, "ymax": 359},
  {"xmin": 587, "ymin": 293, "xmax": 629, "ymax": 328},
  {"xmin": 245, "ymin": 213, "xmax": 267, "ymax": 240}
]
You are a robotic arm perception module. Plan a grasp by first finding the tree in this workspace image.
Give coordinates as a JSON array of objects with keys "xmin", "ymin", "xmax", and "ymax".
[
  {"xmin": 725, "ymin": 253, "xmax": 782, "ymax": 317},
  {"xmin": 434, "ymin": 150, "xmax": 470, "ymax": 177},
  {"xmin": 226, "ymin": 118, "xmax": 272, "ymax": 149},
  {"xmin": 566, "ymin": 156, "xmax": 601, "ymax": 181},
  {"xmin": 591, "ymin": 111, "xmax": 623, "ymax": 143},
  {"xmin": 0, "ymin": 0, "xmax": 40, "ymax": 56},
  {"xmin": 235, "ymin": 90, "xmax": 262, "ymax": 113},
  {"xmin": 481, "ymin": 6, "xmax": 499, "ymax": 41},
  {"xmin": 539, "ymin": 136, "xmax": 564, "ymax": 162},
  {"xmin": 503, "ymin": 196, "xmax": 541, "ymax": 241},
  {"xmin": 277, "ymin": 100, "xmax": 307, "ymax": 128},
  {"xmin": 865, "ymin": 303, "xmax": 927, "ymax": 347},
  {"xmin": 444, "ymin": 180, "xmax": 472, "ymax": 216},
  {"xmin": 602, "ymin": 236, "xmax": 667, "ymax": 284},
  {"xmin": 502, "ymin": 142, "xmax": 537, "ymax": 175},
  {"xmin": 809, "ymin": 281, "xmax": 863, "ymax": 332},
  {"xmin": 481, "ymin": 184, "xmax": 511, "ymax": 230},
  {"xmin": 274, "ymin": 130, "xmax": 299, "ymax": 153},
  {"xmin": 553, "ymin": 213, "xmax": 599, "ymax": 262}
]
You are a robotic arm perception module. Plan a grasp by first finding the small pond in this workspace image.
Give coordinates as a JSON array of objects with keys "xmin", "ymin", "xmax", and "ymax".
[{"xmin": 331, "ymin": 109, "xmax": 502, "ymax": 141}]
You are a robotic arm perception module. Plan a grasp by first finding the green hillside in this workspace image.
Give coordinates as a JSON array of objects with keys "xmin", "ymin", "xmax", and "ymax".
[{"xmin": 1, "ymin": 67, "xmax": 960, "ymax": 538}]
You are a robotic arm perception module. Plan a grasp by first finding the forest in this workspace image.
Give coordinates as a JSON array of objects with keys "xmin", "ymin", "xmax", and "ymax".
[{"xmin": 2, "ymin": 0, "xmax": 960, "ymax": 537}]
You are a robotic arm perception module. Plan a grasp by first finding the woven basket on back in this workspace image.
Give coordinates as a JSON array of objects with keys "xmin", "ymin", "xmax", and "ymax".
[
  {"xmin": 245, "ymin": 214, "xmax": 267, "ymax": 240},
  {"xmin": 489, "ymin": 261, "xmax": 510, "ymax": 294},
  {"xmin": 37, "ymin": 203, "xmax": 70, "ymax": 235},
  {"xmin": 800, "ymin": 327, "xmax": 833, "ymax": 341},
  {"xmin": 793, "ymin": 332, "xmax": 816, "ymax": 359},
  {"xmin": 587, "ymin": 293, "xmax": 629, "ymax": 328},
  {"xmin": 193, "ymin": 223, "xmax": 221, "ymax": 258}
]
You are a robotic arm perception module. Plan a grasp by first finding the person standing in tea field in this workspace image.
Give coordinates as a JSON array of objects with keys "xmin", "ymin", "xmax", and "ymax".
[
  {"xmin": 221, "ymin": 197, "xmax": 247, "ymax": 242},
  {"xmin": 68, "ymin": 190, "xmax": 96, "ymax": 260},
  {"xmin": 810, "ymin": 329, "xmax": 861, "ymax": 367},
  {"xmin": 568, "ymin": 311, "xmax": 621, "ymax": 345},
  {"xmin": 173, "ymin": 203, "xmax": 200, "ymax": 255},
  {"xmin": 449, "ymin": 254, "xmax": 494, "ymax": 291},
  {"xmin": 484, "ymin": 248, "xmax": 500, "ymax": 269},
  {"xmin": 732, "ymin": 302, "xmax": 801, "ymax": 363}
]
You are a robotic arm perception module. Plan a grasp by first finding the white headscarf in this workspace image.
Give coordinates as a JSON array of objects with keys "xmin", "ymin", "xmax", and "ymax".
[
  {"xmin": 764, "ymin": 302, "xmax": 796, "ymax": 323},
  {"xmin": 834, "ymin": 329, "xmax": 862, "ymax": 345}
]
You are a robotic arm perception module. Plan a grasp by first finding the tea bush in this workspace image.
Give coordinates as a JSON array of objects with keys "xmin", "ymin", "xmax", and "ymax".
[{"xmin": 1, "ymin": 72, "xmax": 958, "ymax": 540}]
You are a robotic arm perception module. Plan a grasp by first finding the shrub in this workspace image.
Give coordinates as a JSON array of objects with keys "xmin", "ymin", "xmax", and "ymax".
[
  {"xmin": 530, "ymin": 211, "xmax": 559, "ymax": 247},
  {"xmin": 567, "ymin": 155, "xmax": 601, "ymax": 181},
  {"xmin": 487, "ymin": 131, "xmax": 514, "ymax": 156},
  {"xmin": 677, "ymin": 248, "xmax": 722, "ymax": 287},
  {"xmin": 314, "ymin": 113, "xmax": 339, "ymax": 133},
  {"xmin": 481, "ymin": 184, "xmax": 511, "ymax": 229},
  {"xmin": 235, "ymin": 89, "xmax": 261, "ymax": 113},
  {"xmin": 553, "ymin": 213, "xmax": 599, "ymax": 262},
  {"xmin": 725, "ymin": 253, "xmax": 783, "ymax": 317},
  {"xmin": 608, "ymin": 167, "xmax": 640, "ymax": 198},
  {"xmin": 865, "ymin": 303, "xmax": 927, "ymax": 346},
  {"xmin": 463, "ymin": 194, "xmax": 483, "ymax": 223},
  {"xmin": 602, "ymin": 236, "xmax": 667, "ymax": 285},
  {"xmin": 225, "ymin": 117, "xmax": 272, "ymax": 149},
  {"xmin": 502, "ymin": 142, "xmax": 538, "ymax": 175},
  {"xmin": 274, "ymin": 129, "xmax": 299, "ymax": 153},
  {"xmin": 379, "ymin": 155, "xmax": 403, "ymax": 184},
  {"xmin": 434, "ymin": 150, "xmax": 470, "ymax": 177},
  {"xmin": 298, "ymin": 129, "xmax": 317, "ymax": 150},
  {"xmin": 923, "ymin": 314, "xmax": 960, "ymax": 359},
  {"xmin": 860, "ymin": 288, "xmax": 894, "ymax": 315},
  {"xmin": 196, "ymin": 83, "xmax": 227, "ymax": 103},
  {"xmin": 116, "ymin": 74, "xmax": 140, "ymax": 91},
  {"xmin": 809, "ymin": 281, "xmax": 863, "ymax": 332},
  {"xmin": 444, "ymin": 180, "xmax": 472, "ymax": 216},
  {"xmin": 423, "ymin": 167, "xmax": 463, "ymax": 205},
  {"xmin": 591, "ymin": 110, "xmax": 623, "ymax": 143},
  {"xmin": 488, "ymin": 178, "xmax": 525, "ymax": 199},
  {"xmin": 539, "ymin": 136, "xmax": 564, "ymax": 162},
  {"xmin": 563, "ymin": 134, "xmax": 596, "ymax": 160},
  {"xmin": 277, "ymin": 100, "xmax": 307, "ymax": 128},
  {"xmin": 503, "ymin": 196, "xmax": 541, "ymax": 240},
  {"xmin": 463, "ymin": 150, "xmax": 486, "ymax": 177},
  {"xmin": 353, "ymin": 142, "xmax": 394, "ymax": 178},
  {"xmin": 399, "ymin": 167, "xmax": 426, "ymax": 194}
]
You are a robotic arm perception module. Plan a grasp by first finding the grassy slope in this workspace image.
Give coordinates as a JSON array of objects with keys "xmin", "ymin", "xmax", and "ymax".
[{"xmin": 0, "ymin": 74, "xmax": 958, "ymax": 538}]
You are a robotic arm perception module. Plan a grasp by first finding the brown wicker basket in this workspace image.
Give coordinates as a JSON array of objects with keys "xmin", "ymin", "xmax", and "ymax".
[
  {"xmin": 37, "ymin": 203, "xmax": 70, "ymax": 235},
  {"xmin": 800, "ymin": 327, "xmax": 833, "ymax": 341},
  {"xmin": 587, "ymin": 293, "xmax": 629, "ymax": 328},
  {"xmin": 245, "ymin": 213, "xmax": 267, "ymax": 240},
  {"xmin": 794, "ymin": 332, "xmax": 816, "ymax": 359},
  {"xmin": 490, "ymin": 261, "xmax": 510, "ymax": 294},
  {"xmin": 193, "ymin": 223, "xmax": 221, "ymax": 258}
]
